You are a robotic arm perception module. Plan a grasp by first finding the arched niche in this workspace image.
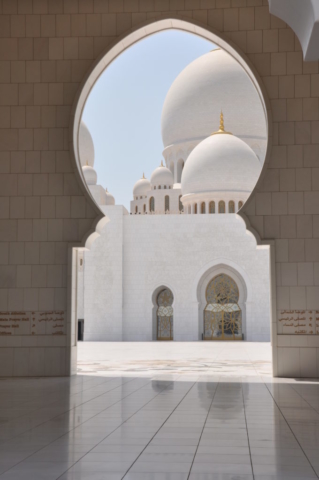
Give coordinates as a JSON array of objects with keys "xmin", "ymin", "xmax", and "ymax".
[
  {"xmin": 151, "ymin": 284, "xmax": 176, "ymax": 341},
  {"xmin": 68, "ymin": 15, "xmax": 274, "ymax": 372},
  {"xmin": 195, "ymin": 260, "xmax": 251, "ymax": 341}
]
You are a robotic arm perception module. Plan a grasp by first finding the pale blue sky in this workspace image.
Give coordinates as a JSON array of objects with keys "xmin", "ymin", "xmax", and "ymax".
[{"xmin": 83, "ymin": 30, "xmax": 215, "ymax": 209}]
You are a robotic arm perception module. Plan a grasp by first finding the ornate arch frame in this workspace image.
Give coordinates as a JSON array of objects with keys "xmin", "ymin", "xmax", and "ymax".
[
  {"xmin": 67, "ymin": 15, "xmax": 276, "ymax": 375},
  {"xmin": 151, "ymin": 284, "xmax": 176, "ymax": 341},
  {"xmin": 194, "ymin": 259, "xmax": 250, "ymax": 341}
]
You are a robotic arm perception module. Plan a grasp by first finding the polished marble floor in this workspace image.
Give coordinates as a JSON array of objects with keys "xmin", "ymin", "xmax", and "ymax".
[{"xmin": 0, "ymin": 343, "xmax": 319, "ymax": 480}]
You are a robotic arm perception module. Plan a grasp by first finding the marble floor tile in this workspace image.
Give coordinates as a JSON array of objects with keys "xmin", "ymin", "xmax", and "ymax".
[{"xmin": 0, "ymin": 342, "xmax": 319, "ymax": 480}]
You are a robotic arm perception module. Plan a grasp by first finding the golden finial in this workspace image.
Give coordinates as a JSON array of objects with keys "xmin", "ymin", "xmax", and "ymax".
[
  {"xmin": 160, "ymin": 160, "xmax": 164, "ymax": 167},
  {"xmin": 105, "ymin": 187, "xmax": 108, "ymax": 192},
  {"xmin": 211, "ymin": 110, "xmax": 232, "ymax": 136},
  {"xmin": 142, "ymin": 172, "xmax": 145, "ymax": 179}
]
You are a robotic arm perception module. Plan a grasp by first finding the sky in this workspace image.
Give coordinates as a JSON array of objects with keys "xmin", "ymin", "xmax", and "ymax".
[{"xmin": 82, "ymin": 30, "xmax": 215, "ymax": 209}]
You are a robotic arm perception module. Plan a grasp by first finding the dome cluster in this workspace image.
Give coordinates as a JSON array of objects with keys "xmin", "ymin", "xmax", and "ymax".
[{"xmin": 79, "ymin": 47, "xmax": 266, "ymax": 217}]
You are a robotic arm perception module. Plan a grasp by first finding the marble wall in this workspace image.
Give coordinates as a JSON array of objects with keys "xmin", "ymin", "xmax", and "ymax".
[
  {"xmin": 83, "ymin": 207, "xmax": 271, "ymax": 343},
  {"xmin": 0, "ymin": 0, "xmax": 319, "ymax": 376}
]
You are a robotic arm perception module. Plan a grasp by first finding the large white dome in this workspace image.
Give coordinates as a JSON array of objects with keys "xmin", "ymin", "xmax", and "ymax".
[
  {"xmin": 79, "ymin": 121, "xmax": 95, "ymax": 167},
  {"xmin": 161, "ymin": 49, "xmax": 267, "ymax": 161},
  {"xmin": 181, "ymin": 131, "xmax": 261, "ymax": 197},
  {"xmin": 133, "ymin": 175, "xmax": 151, "ymax": 196},
  {"xmin": 150, "ymin": 163, "xmax": 173, "ymax": 187}
]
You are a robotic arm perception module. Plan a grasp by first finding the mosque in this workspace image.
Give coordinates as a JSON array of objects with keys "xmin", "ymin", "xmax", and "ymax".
[{"xmin": 78, "ymin": 48, "xmax": 271, "ymax": 343}]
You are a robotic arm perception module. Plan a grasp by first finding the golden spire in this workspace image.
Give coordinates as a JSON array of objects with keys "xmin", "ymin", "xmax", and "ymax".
[
  {"xmin": 142, "ymin": 172, "xmax": 145, "ymax": 179},
  {"xmin": 211, "ymin": 111, "xmax": 232, "ymax": 136},
  {"xmin": 105, "ymin": 187, "xmax": 108, "ymax": 192},
  {"xmin": 160, "ymin": 160, "xmax": 164, "ymax": 167}
]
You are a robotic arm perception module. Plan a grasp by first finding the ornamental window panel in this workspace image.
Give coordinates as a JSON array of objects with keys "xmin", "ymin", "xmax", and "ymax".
[
  {"xmin": 204, "ymin": 274, "xmax": 242, "ymax": 341},
  {"xmin": 229, "ymin": 200, "xmax": 235, "ymax": 213},
  {"xmin": 135, "ymin": 205, "xmax": 138, "ymax": 214},
  {"xmin": 165, "ymin": 195, "xmax": 169, "ymax": 212},
  {"xmin": 164, "ymin": 185, "xmax": 167, "ymax": 189},
  {"xmin": 143, "ymin": 204, "xmax": 146, "ymax": 213},
  {"xmin": 201, "ymin": 202, "xmax": 205, "ymax": 214},
  {"xmin": 194, "ymin": 203, "xmax": 197, "ymax": 214},
  {"xmin": 179, "ymin": 195, "xmax": 183, "ymax": 212},
  {"xmin": 157, "ymin": 288, "xmax": 174, "ymax": 341},
  {"xmin": 149, "ymin": 196, "xmax": 155, "ymax": 212},
  {"xmin": 218, "ymin": 200, "xmax": 225, "ymax": 213},
  {"xmin": 209, "ymin": 201, "xmax": 215, "ymax": 214},
  {"xmin": 238, "ymin": 201, "xmax": 243, "ymax": 209},
  {"xmin": 158, "ymin": 185, "xmax": 161, "ymax": 189}
]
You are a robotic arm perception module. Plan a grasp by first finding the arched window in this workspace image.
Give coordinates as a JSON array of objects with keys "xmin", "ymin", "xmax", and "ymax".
[
  {"xmin": 149, "ymin": 196, "xmax": 155, "ymax": 212},
  {"xmin": 204, "ymin": 274, "xmax": 242, "ymax": 340},
  {"xmin": 229, "ymin": 201, "xmax": 235, "ymax": 213},
  {"xmin": 201, "ymin": 202, "xmax": 206, "ymax": 214},
  {"xmin": 158, "ymin": 185, "xmax": 161, "ymax": 189},
  {"xmin": 194, "ymin": 203, "xmax": 197, "ymax": 214},
  {"xmin": 165, "ymin": 195, "xmax": 169, "ymax": 212},
  {"xmin": 238, "ymin": 201, "xmax": 243, "ymax": 209},
  {"xmin": 143, "ymin": 204, "xmax": 146, "ymax": 213},
  {"xmin": 157, "ymin": 288, "xmax": 173, "ymax": 341},
  {"xmin": 135, "ymin": 205, "xmax": 138, "ymax": 214},
  {"xmin": 179, "ymin": 195, "xmax": 183, "ymax": 212},
  {"xmin": 164, "ymin": 185, "xmax": 167, "ymax": 189},
  {"xmin": 154, "ymin": 186, "xmax": 156, "ymax": 190},
  {"xmin": 209, "ymin": 201, "xmax": 215, "ymax": 214},
  {"xmin": 218, "ymin": 201, "xmax": 225, "ymax": 213}
]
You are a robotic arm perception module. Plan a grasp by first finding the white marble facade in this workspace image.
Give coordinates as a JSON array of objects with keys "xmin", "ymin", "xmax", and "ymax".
[
  {"xmin": 79, "ymin": 47, "xmax": 271, "ymax": 343},
  {"xmin": 81, "ymin": 206, "xmax": 271, "ymax": 342}
]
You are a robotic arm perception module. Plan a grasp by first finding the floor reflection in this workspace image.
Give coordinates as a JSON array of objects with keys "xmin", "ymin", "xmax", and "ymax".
[{"xmin": 0, "ymin": 343, "xmax": 318, "ymax": 479}]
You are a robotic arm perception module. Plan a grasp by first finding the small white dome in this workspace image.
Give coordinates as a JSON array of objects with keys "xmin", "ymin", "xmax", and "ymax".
[
  {"xmin": 133, "ymin": 175, "xmax": 151, "ymax": 197},
  {"xmin": 181, "ymin": 127, "xmax": 261, "ymax": 197},
  {"xmin": 82, "ymin": 165, "xmax": 97, "ymax": 185},
  {"xmin": 150, "ymin": 162, "xmax": 173, "ymax": 187},
  {"xmin": 105, "ymin": 189, "xmax": 115, "ymax": 205},
  {"xmin": 79, "ymin": 121, "xmax": 95, "ymax": 167}
]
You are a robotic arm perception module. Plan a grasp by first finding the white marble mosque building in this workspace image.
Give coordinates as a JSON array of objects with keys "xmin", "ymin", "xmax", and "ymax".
[{"xmin": 79, "ymin": 48, "xmax": 271, "ymax": 343}]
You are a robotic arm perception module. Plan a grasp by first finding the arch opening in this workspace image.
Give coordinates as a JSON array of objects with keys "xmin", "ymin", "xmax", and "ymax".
[{"xmin": 69, "ymin": 16, "xmax": 274, "ymax": 375}]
